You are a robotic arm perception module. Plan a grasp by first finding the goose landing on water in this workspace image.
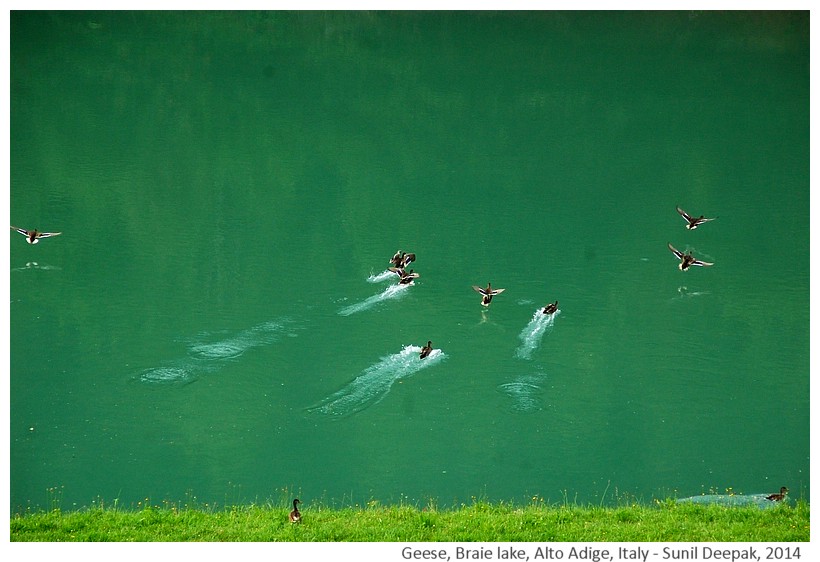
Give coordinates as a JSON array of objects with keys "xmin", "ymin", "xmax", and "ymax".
[
  {"xmin": 667, "ymin": 243, "xmax": 714, "ymax": 271},
  {"xmin": 472, "ymin": 282, "xmax": 505, "ymax": 306},
  {"xmin": 389, "ymin": 250, "xmax": 416, "ymax": 269},
  {"xmin": 389, "ymin": 267, "xmax": 419, "ymax": 285}
]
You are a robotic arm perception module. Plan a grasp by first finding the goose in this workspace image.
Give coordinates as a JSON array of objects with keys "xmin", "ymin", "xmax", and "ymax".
[
  {"xmin": 420, "ymin": 341, "xmax": 433, "ymax": 359},
  {"xmin": 667, "ymin": 243, "xmax": 714, "ymax": 271},
  {"xmin": 289, "ymin": 498, "xmax": 302, "ymax": 523},
  {"xmin": 472, "ymin": 282, "xmax": 505, "ymax": 306},
  {"xmin": 766, "ymin": 487, "xmax": 789, "ymax": 502},
  {"xmin": 542, "ymin": 301, "xmax": 559, "ymax": 315},
  {"xmin": 390, "ymin": 250, "xmax": 416, "ymax": 269},
  {"xmin": 10, "ymin": 226, "xmax": 62, "ymax": 244},
  {"xmin": 389, "ymin": 267, "xmax": 420, "ymax": 285},
  {"xmin": 676, "ymin": 205, "xmax": 717, "ymax": 230}
]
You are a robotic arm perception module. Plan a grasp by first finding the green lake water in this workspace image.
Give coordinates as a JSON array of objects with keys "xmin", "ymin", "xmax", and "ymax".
[{"xmin": 9, "ymin": 11, "xmax": 809, "ymax": 511}]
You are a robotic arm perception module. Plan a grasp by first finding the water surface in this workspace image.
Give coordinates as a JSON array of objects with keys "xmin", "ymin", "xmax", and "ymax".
[{"xmin": 9, "ymin": 11, "xmax": 809, "ymax": 510}]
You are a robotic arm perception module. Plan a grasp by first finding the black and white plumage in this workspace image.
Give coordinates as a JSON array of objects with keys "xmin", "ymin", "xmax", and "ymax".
[
  {"xmin": 10, "ymin": 226, "xmax": 62, "ymax": 244},
  {"xmin": 389, "ymin": 250, "xmax": 416, "ymax": 269},
  {"xmin": 472, "ymin": 282, "xmax": 505, "ymax": 306},
  {"xmin": 389, "ymin": 267, "xmax": 420, "ymax": 285},
  {"xmin": 667, "ymin": 243, "xmax": 714, "ymax": 271},
  {"xmin": 676, "ymin": 206, "xmax": 717, "ymax": 230}
]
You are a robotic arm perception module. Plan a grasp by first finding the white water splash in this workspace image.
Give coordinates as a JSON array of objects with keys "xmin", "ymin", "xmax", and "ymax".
[
  {"xmin": 337, "ymin": 283, "xmax": 411, "ymax": 316},
  {"xmin": 309, "ymin": 345, "xmax": 446, "ymax": 417},
  {"xmin": 514, "ymin": 308, "xmax": 559, "ymax": 360},
  {"xmin": 367, "ymin": 269, "xmax": 396, "ymax": 283},
  {"xmin": 676, "ymin": 494, "xmax": 786, "ymax": 509}
]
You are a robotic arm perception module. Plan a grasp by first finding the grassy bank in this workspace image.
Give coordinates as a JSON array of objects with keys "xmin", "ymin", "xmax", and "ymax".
[{"xmin": 10, "ymin": 499, "xmax": 809, "ymax": 542}]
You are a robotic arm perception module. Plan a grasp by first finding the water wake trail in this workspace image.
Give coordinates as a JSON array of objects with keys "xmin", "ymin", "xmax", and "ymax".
[
  {"xmin": 187, "ymin": 319, "xmax": 292, "ymax": 360},
  {"xmin": 337, "ymin": 283, "xmax": 410, "ymax": 316},
  {"xmin": 676, "ymin": 494, "xmax": 785, "ymax": 508},
  {"xmin": 367, "ymin": 270, "xmax": 395, "ymax": 283},
  {"xmin": 308, "ymin": 345, "xmax": 446, "ymax": 417},
  {"xmin": 136, "ymin": 360, "xmax": 221, "ymax": 387},
  {"xmin": 514, "ymin": 308, "xmax": 559, "ymax": 360},
  {"xmin": 137, "ymin": 364, "xmax": 202, "ymax": 386},
  {"xmin": 135, "ymin": 317, "xmax": 297, "ymax": 386}
]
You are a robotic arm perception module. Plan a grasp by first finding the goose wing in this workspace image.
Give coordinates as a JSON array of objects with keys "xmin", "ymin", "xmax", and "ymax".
[
  {"xmin": 667, "ymin": 243, "xmax": 684, "ymax": 260},
  {"xmin": 675, "ymin": 206, "xmax": 693, "ymax": 222}
]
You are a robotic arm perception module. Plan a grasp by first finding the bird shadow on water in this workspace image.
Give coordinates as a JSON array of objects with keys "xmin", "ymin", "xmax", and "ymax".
[{"xmin": 307, "ymin": 345, "xmax": 446, "ymax": 419}]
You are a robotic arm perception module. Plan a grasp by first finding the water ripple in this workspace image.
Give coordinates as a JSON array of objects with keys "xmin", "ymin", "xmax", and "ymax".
[
  {"xmin": 186, "ymin": 319, "xmax": 292, "ymax": 361},
  {"xmin": 135, "ymin": 317, "xmax": 296, "ymax": 387},
  {"xmin": 137, "ymin": 366, "xmax": 200, "ymax": 387},
  {"xmin": 498, "ymin": 372, "xmax": 546, "ymax": 412}
]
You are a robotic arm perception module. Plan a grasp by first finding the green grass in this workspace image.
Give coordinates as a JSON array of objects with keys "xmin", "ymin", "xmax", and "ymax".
[{"xmin": 10, "ymin": 499, "xmax": 809, "ymax": 542}]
